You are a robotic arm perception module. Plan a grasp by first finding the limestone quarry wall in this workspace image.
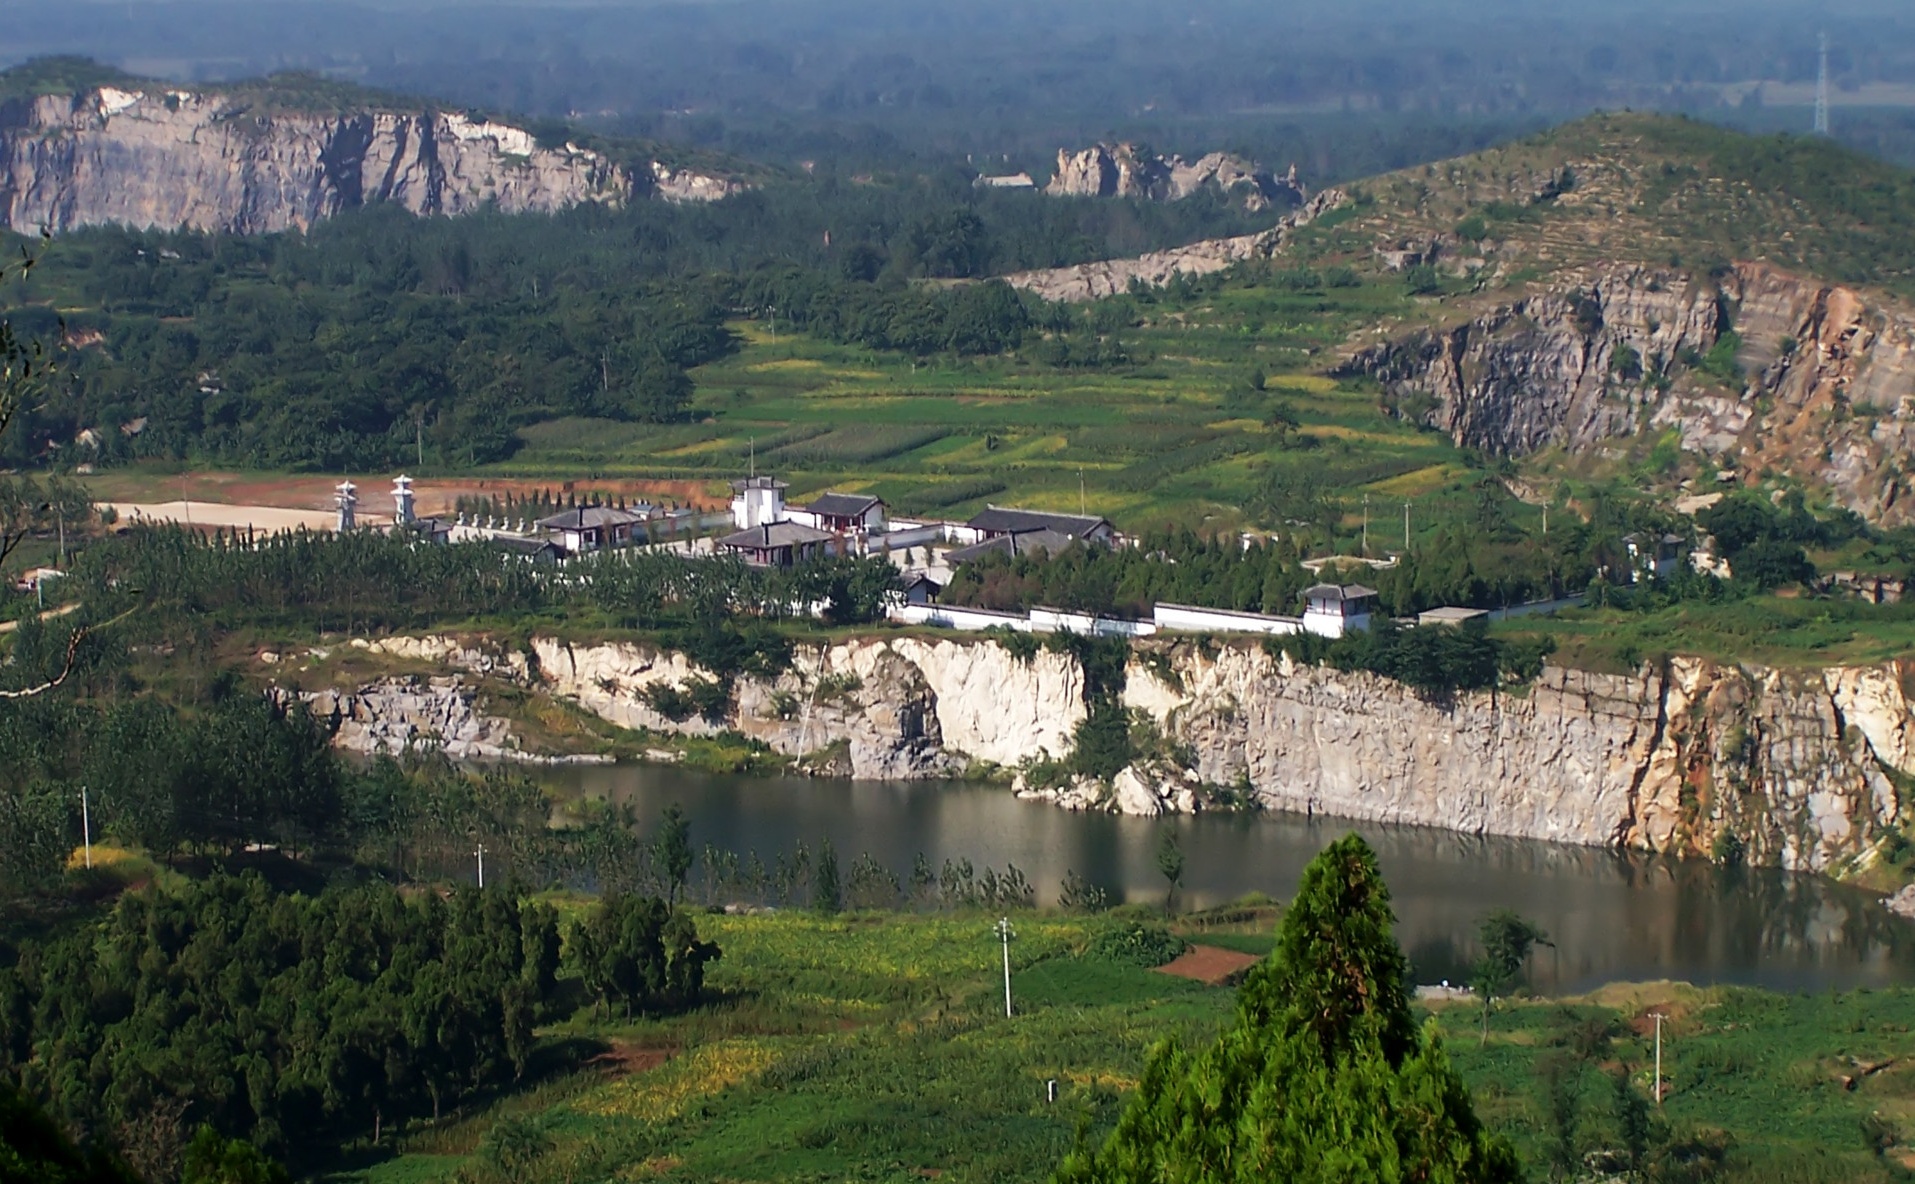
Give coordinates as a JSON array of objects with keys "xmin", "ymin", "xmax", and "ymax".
[
  {"xmin": 1343, "ymin": 262, "xmax": 1915, "ymax": 525},
  {"xmin": 0, "ymin": 85, "xmax": 742, "ymax": 235},
  {"xmin": 348, "ymin": 633, "xmax": 1915, "ymax": 874}
]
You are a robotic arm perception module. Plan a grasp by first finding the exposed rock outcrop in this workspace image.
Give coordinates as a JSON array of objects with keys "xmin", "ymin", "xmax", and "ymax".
[
  {"xmin": 1342, "ymin": 262, "xmax": 1915, "ymax": 524},
  {"xmin": 1045, "ymin": 143, "xmax": 1303, "ymax": 212},
  {"xmin": 650, "ymin": 160, "xmax": 749, "ymax": 204},
  {"xmin": 296, "ymin": 674, "xmax": 604, "ymax": 764},
  {"xmin": 1004, "ymin": 189, "xmax": 1346, "ymax": 302},
  {"xmin": 0, "ymin": 84, "xmax": 742, "ymax": 235},
  {"xmin": 365, "ymin": 632, "xmax": 1914, "ymax": 874}
]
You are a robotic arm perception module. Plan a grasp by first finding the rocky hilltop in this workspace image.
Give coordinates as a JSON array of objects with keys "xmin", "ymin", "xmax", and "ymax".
[
  {"xmin": 0, "ymin": 81, "xmax": 743, "ymax": 235},
  {"xmin": 1005, "ymin": 189, "xmax": 1347, "ymax": 302},
  {"xmin": 1342, "ymin": 262, "xmax": 1915, "ymax": 525},
  {"xmin": 1044, "ymin": 142, "xmax": 1304, "ymax": 212},
  {"xmin": 331, "ymin": 633, "xmax": 1915, "ymax": 876}
]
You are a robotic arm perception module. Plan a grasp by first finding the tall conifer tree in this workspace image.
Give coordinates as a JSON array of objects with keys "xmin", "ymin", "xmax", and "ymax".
[{"xmin": 1055, "ymin": 834, "xmax": 1521, "ymax": 1183}]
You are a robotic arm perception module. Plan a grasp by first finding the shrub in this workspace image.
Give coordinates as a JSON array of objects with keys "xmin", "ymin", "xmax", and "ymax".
[
  {"xmin": 1085, "ymin": 921, "xmax": 1186, "ymax": 967},
  {"xmin": 643, "ymin": 676, "xmax": 733, "ymax": 724},
  {"xmin": 1059, "ymin": 869, "xmax": 1113, "ymax": 913}
]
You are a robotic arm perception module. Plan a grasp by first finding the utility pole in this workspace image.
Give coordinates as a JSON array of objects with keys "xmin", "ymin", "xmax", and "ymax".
[
  {"xmin": 1652, "ymin": 1012, "xmax": 1667, "ymax": 1105},
  {"xmin": 56, "ymin": 502, "xmax": 65, "ymax": 569},
  {"xmin": 1542, "ymin": 504, "xmax": 1548, "ymax": 537},
  {"xmin": 995, "ymin": 917, "xmax": 1015, "ymax": 1018},
  {"xmin": 1079, "ymin": 470, "xmax": 1087, "ymax": 517},
  {"xmin": 1404, "ymin": 501, "xmax": 1412, "ymax": 555},
  {"xmin": 1814, "ymin": 32, "xmax": 1831, "ymax": 137},
  {"xmin": 476, "ymin": 843, "xmax": 487, "ymax": 889},
  {"xmin": 80, "ymin": 785, "xmax": 92, "ymax": 869},
  {"xmin": 1361, "ymin": 495, "xmax": 1369, "ymax": 556}
]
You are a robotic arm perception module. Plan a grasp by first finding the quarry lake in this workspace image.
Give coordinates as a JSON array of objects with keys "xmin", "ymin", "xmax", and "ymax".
[{"xmin": 537, "ymin": 764, "xmax": 1915, "ymax": 994}]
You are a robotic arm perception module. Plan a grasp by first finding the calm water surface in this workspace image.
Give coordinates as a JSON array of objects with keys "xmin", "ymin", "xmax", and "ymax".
[{"xmin": 539, "ymin": 765, "xmax": 1915, "ymax": 994}]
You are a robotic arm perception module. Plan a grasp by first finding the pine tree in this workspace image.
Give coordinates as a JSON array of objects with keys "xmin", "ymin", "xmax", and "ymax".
[{"xmin": 1054, "ymin": 833, "xmax": 1521, "ymax": 1184}]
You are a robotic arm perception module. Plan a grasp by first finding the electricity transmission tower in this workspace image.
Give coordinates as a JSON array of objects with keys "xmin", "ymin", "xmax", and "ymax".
[{"xmin": 1814, "ymin": 32, "xmax": 1831, "ymax": 137}]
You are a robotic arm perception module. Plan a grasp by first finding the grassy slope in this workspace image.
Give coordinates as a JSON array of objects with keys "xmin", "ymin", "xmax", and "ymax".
[{"xmin": 325, "ymin": 910, "xmax": 1915, "ymax": 1184}]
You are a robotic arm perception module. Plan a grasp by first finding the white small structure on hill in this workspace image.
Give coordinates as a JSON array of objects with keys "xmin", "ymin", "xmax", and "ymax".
[
  {"xmin": 334, "ymin": 481, "xmax": 357, "ymax": 532},
  {"xmin": 392, "ymin": 475, "xmax": 416, "ymax": 525},
  {"xmin": 1624, "ymin": 532, "xmax": 1685, "ymax": 582},
  {"xmin": 1302, "ymin": 583, "xmax": 1376, "ymax": 638},
  {"xmin": 731, "ymin": 477, "xmax": 789, "ymax": 529}
]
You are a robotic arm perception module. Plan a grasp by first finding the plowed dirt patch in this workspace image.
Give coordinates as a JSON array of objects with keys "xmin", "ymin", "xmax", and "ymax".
[
  {"xmin": 591, "ymin": 1044, "xmax": 676, "ymax": 1076},
  {"xmin": 1154, "ymin": 945, "xmax": 1261, "ymax": 985}
]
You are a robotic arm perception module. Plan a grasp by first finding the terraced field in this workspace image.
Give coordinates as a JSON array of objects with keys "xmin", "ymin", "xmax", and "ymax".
[{"xmin": 501, "ymin": 281, "xmax": 1482, "ymax": 534}]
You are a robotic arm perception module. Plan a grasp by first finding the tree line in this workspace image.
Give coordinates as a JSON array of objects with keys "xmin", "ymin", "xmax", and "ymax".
[
  {"xmin": 2, "ymin": 159, "xmax": 1253, "ymax": 471},
  {"xmin": 63, "ymin": 525, "xmax": 899, "ymax": 637},
  {"xmin": 0, "ymin": 873, "xmax": 719, "ymax": 1179}
]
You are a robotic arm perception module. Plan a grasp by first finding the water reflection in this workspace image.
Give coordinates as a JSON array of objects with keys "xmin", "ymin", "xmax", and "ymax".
[{"xmin": 538, "ymin": 765, "xmax": 1915, "ymax": 993}]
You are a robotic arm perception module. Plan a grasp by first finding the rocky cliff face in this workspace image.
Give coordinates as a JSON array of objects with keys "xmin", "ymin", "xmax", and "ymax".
[
  {"xmin": 1117, "ymin": 646, "xmax": 1911, "ymax": 874},
  {"xmin": 1045, "ymin": 143, "xmax": 1304, "ymax": 212},
  {"xmin": 0, "ymin": 84, "xmax": 741, "ymax": 234},
  {"xmin": 1005, "ymin": 189, "xmax": 1346, "ymax": 302},
  {"xmin": 292, "ymin": 673, "xmax": 603, "ymax": 763},
  {"xmin": 1343, "ymin": 262, "xmax": 1915, "ymax": 524},
  {"xmin": 348, "ymin": 632, "xmax": 1914, "ymax": 874}
]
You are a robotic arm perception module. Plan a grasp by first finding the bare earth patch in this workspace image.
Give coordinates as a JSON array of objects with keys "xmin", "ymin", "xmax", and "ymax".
[
  {"xmin": 590, "ymin": 1043, "xmax": 677, "ymax": 1077},
  {"xmin": 1154, "ymin": 945, "xmax": 1261, "ymax": 986}
]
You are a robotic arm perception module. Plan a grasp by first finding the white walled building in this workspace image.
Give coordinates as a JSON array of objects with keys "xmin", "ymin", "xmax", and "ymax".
[
  {"xmin": 731, "ymin": 477, "xmax": 789, "ymax": 530},
  {"xmin": 1302, "ymin": 583, "xmax": 1377, "ymax": 638}
]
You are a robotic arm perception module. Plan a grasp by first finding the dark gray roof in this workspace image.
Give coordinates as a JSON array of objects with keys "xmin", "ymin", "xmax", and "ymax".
[
  {"xmin": 966, "ymin": 506, "xmax": 1111, "ymax": 538},
  {"xmin": 536, "ymin": 505, "xmax": 648, "ymax": 531},
  {"xmin": 1304, "ymin": 583, "xmax": 1379, "ymax": 602},
  {"xmin": 948, "ymin": 528, "xmax": 1083, "ymax": 565},
  {"xmin": 491, "ymin": 535, "xmax": 562, "ymax": 557},
  {"xmin": 730, "ymin": 476, "xmax": 789, "ymax": 492},
  {"xmin": 806, "ymin": 492, "xmax": 884, "ymax": 517},
  {"xmin": 719, "ymin": 522, "xmax": 838, "ymax": 550},
  {"xmin": 901, "ymin": 572, "xmax": 944, "ymax": 590}
]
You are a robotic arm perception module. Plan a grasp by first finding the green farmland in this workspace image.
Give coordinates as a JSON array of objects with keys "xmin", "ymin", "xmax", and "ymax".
[
  {"xmin": 325, "ymin": 906, "xmax": 1915, "ymax": 1184},
  {"xmin": 498, "ymin": 277, "xmax": 1475, "ymax": 533}
]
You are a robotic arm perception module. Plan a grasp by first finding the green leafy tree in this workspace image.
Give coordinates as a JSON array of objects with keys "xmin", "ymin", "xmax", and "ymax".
[
  {"xmin": 653, "ymin": 804, "xmax": 693, "ymax": 909},
  {"xmin": 1471, "ymin": 910, "xmax": 1552, "ymax": 1043},
  {"xmin": 1153, "ymin": 828, "xmax": 1184, "ymax": 915},
  {"xmin": 179, "ymin": 1126, "xmax": 289, "ymax": 1184},
  {"xmin": 813, "ymin": 838, "xmax": 843, "ymax": 915},
  {"xmin": 1055, "ymin": 834, "xmax": 1521, "ymax": 1184}
]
